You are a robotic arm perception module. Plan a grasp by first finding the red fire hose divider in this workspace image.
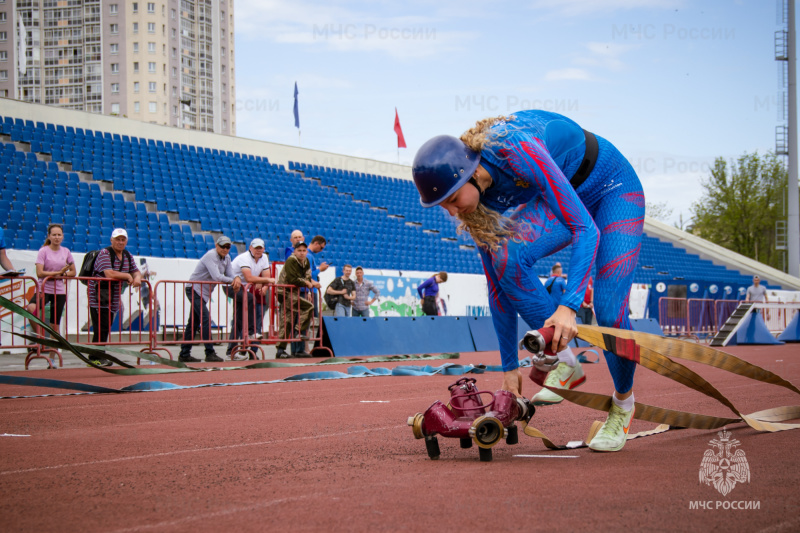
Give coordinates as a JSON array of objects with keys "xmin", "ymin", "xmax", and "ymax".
[{"xmin": 409, "ymin": 324, "xmax": 800, "ymax": 460}]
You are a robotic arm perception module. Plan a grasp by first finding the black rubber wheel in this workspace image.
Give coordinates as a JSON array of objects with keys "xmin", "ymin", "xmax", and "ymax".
[
  {"xmin": 506, "ymin": 425, "xmax": 519, "ymax": 445},
  {"xmin": 478, "ymin": 446, "xmax": 493, "ymax": 462},
  {"xmin": 425, "ymin": 436, "xmax": 440, "ymax": 460},
  {"xmin": 460, "ymin": 437, "xmax": 473, "ymax": 449}
]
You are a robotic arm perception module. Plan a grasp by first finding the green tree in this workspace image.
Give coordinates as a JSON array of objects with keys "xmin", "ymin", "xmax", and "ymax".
[
  {"xmin": 645, "ymin": 201, "xmax": 673, "ymax": 223},
  {"xmin": 691, "ymin": 152, "xmax": 787, "ymax": 270}
]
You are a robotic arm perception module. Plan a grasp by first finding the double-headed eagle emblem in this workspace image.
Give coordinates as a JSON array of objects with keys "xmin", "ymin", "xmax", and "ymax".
[{"xmin": 699, "ymin": 429, "xmax": 750, "ymax": 496}]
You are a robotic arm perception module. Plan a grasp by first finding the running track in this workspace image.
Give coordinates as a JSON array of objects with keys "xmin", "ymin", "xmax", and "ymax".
[{"xmin": 1, "ymin": 344, "xmax": 799, "ymax": 532}]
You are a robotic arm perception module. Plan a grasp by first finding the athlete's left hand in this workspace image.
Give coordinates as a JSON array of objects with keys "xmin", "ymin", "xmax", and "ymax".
[
  {"xmin": 501, "ymin": 369, "xmax": 523, "ymax": 398},
  {"xmin": 543, "ymin": 305, "xmax": 577, "ymax": 353}
]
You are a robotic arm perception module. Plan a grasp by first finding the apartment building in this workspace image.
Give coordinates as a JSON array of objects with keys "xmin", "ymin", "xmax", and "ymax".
[{"xmin": 0, "ymin": 0, "xmax": 235, "ymax": 134}]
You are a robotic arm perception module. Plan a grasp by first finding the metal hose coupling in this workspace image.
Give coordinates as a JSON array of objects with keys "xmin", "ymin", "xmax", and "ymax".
[
  {"xmin": 519, "ymin": 329, "xmax": 547, "ymax": 356},
  {"xmin": 515, "ymin": 396, "xmax": 535, "ymax": 423},
  {"xmin": 469, "ymin": 416, "xmax": 506, "ymax": 449},
  {"xmin": 407, "ymin": 413, "xmax": 425, "ymax": 440}
]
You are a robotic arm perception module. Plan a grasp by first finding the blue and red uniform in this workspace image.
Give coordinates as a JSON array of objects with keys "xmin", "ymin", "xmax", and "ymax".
[{"xmin": 476, "ymin": 110, "xmax": 644, "ymax": 394}]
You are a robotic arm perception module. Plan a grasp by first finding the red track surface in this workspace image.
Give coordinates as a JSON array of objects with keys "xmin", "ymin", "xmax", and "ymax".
[{"xmin": 1, "ymin": 344, "xmax": 799, "ymax": 532}]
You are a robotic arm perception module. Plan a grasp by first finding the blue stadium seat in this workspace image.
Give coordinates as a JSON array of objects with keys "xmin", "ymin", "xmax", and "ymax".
[{"xmin": 0, "ymin": 122, "xmax": 762, "ymax": 281}]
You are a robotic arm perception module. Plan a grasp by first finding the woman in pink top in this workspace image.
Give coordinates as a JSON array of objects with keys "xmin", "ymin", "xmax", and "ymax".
[{"xmin": 26, "ymin": 224, "xmax": 76, "ymax": 336}]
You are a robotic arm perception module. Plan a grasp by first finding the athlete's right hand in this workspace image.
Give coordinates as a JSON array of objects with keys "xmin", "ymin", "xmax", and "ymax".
[
  {"xmin": 544, "ymin": 305, "xmax": 578, "ymax": 353},
  {"xmin": 502, "ymin": 369, "xmax": 523, "ymax": 398}
]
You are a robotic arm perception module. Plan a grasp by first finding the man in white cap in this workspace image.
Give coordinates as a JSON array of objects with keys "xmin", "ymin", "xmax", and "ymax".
[
  {"xmin": 225, "ymin": 238, "xmax": 275, "ymax": 359},
  {"xmin": 178, "ymin": 235, "xmax": 242, "ymax": 363},
  {"xmin": 87, "ymin": 228, "xmax": 142, "ymax": 366}
]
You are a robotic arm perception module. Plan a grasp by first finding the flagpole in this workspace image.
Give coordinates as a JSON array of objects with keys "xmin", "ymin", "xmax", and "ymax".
[{"xmin": 293, "ymin": 81, "xmax": 301, "ymax": 148}]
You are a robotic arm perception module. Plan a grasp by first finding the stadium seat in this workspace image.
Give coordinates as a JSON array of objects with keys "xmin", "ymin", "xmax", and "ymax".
[{"xmin": 0, "ymin": 121, "xmax": 760, "ymax": 285}]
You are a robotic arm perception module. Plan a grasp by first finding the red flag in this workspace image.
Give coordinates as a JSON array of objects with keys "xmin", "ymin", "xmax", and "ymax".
[{"xmin": 394, "ymin": 108, "xmax": 407, "ymax": 148}]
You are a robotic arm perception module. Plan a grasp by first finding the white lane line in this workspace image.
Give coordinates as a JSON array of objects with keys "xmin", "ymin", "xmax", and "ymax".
[
  {"xmin": 513, "ymin": 454, "xmax": 579, "ymax": 459},
  {"xmin": 0, "ymin": 424, "xmax": 402, "ymax": 476},
  {"xmin": 110, "ymin": 493, "xmax": 320, "ymax": 533},
  {"xmin": 0, "ymin": 433, "xmax": 30, "ymax": 437},
  {"xmin": 360, "ymin": 400, "xmax": 390, "ymax": 403}
]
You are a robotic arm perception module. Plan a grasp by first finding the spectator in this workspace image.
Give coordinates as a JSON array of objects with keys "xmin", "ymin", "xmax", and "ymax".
[
  {"xmin": 417, "ymin": 272, "xmax": 448, "ymax": 316},
  {"xmin": 284, "ymin": 229, "xmax": 305, "ymax": 355},
  {"xmin": 306, "ymin": 235, "xmax": 329, "ymax": 306},
  {"xmin": 745, "ymin": 275, "xmax": 768, "ymax": 303},
  {"xmin": 284, "ymin": 230, "xmax": 304, "ymax": 260},
  {"xmin": 26, "ymin": 224, "xmax": 76, "ymax": 338},
  {"xmin": 301, "ymin": 235, "xmax": 328, "ymax": 348},
  {"xmin": 307, "ymin": 235, "xmax": 330, "ymax": 279},
  {"xmin": 275, "ymin": 241, "xmax": 319, "ymax": 359},
  {"xmin": 0, "ymin": 226, "xmax": 15, "ymax": 272},
  {"xmin": 326, "ymin": 264, "xmax": 357, "ymax": 317},
  {"xmin": 544, "ymin": 264, "xmax": 567, "ymax": 306},
  {"xmin": 577, "ymin": 276, "xmax": 594, "ymax": 326},
  {"xmin": 352, "ymin": 266, "xmax": 380, "ymax": 317},
  {"xmin": 178, "ymin": 236, "xmax": 242, "ymax": 363},
  {"xmin": 225, "ymin": 238, "xmax": 275, "ymax": 359},
  {"xmin": 87, "ymin": 228, "xmax": 141, "ymax": 366}
]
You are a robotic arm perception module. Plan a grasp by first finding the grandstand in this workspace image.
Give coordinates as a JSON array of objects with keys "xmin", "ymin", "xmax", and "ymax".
[{"xmin": 2, "ymin": 99, "xmax": 799, "ymax": 292}]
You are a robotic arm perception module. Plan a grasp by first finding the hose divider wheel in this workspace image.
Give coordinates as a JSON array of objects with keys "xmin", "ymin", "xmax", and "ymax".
[
  {"xmin": 425, "ymin": 435, "xmax": 440, "ymax": 460},
  {"xmin": 506, "ymin": 425, "xmax": 519, "ymax": 445}
]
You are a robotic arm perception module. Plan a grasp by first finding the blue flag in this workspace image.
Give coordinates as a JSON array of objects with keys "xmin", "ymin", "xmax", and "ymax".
[{"xmin": 293, "ymin": 82, "xmax": 300, "ymax": 129}]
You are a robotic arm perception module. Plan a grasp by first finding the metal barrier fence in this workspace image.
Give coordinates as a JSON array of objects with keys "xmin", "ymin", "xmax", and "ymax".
[
  {"xmin": 658, "ymin": 297, "xmax": 689, "ymax": 336},
  {"xmin": 0, "ymin": 276, "xmax": 45, "ymax": 367},
  {"xmin": 266, "ymin": 261, "xmax": 332, "ymax": 358},
  {"xmin": 265, "ymin": 283, "xmax": 331, "ymax": 357},
  {"xmin": 687, "ymin": 298, "xmax": 716, "ymax": 338},
  {"xmin": 660, "ymin": 298, "xmax": 800, "ymax": 341},
  {"xmin": 752, "ymin": 302, "xmax": 800, "ymax": 334},
  {"xmin": 151, "ymin": 279, "xmax": 248, "ymax": 360},
  {"xmin": 7, "ymin": 270, "xmax": 334, "ymax": 367},
  {"xmin": 36, "ymin": 276, "xmax": 158, "ymax": 367}
]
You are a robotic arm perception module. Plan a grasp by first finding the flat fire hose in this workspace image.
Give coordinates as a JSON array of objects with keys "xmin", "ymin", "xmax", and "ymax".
[{"xmin": 521, "ymin": 324, "xmax": 800, "ymax": 449}]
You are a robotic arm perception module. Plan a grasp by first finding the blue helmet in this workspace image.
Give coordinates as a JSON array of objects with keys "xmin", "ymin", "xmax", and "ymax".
[{"xmin": 412, "ymin": 135, "xmax": 481, "ymax": 208}]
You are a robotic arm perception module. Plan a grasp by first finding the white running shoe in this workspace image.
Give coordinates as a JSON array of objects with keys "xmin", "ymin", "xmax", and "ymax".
[
  {"xmin": 588, "ymin": 403, "xmax": 636, "ymax": 452},
  {"xmin": 531, "ymin": 361, "xmax": 586, "ymax": 405}
]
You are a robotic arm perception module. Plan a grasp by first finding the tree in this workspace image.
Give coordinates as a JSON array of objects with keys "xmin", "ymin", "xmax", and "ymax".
[
  {"xmin": 645, "ymin": 201, "xmax": 673, "ymax": 223},
  {"xmin": 690, "ymin": 152, "xmax": 787, "ymax": 270}
]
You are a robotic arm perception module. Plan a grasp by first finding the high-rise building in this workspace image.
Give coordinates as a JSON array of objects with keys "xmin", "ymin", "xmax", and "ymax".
[{"xmin": 0, "ymin": 0, "xmax": 235, "ymax": 134}]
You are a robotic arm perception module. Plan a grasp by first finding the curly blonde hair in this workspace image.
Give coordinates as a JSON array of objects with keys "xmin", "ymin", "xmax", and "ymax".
[
  {"xmin": 460, "ymin": 114, "xmax": 514, "ymax": 153},
  {"xmin": 455, "ymin": 115, "xmax": 516, "ymax": 251}
]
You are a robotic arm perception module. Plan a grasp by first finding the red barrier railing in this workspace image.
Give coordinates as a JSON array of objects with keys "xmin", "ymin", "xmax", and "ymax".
[
  {"xmin": 16, "ymin": 268, "xmax": 335, "ymax": 366},
  {"xmin": 151, "ymin": 279, "xmax": 248, "ymax": 360},
  {"xmin": 658, "ymin": 297, "xmax": 688, "ymax": 337},
  {"xmin": 687, "ymin": 298, "xmax": 716, "ymax": 339},
  {"xmin": 0, "ymin": 276, "xmax": 45, "ymax": 367},
  {"xmin": 33, "ymin": 276, "xmax": 160, "ymax": 368},
  {"xmin": 264, "ymin": 261, "xmax": 332, "ymax": 357}
]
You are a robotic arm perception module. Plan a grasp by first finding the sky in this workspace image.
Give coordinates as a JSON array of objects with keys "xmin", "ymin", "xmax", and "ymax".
[{"xmin": 233, "ymin": 0, "xmax": 787, "ymax": 226}]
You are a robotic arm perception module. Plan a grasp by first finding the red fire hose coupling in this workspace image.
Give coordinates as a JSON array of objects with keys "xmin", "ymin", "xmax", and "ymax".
[{"xmin": 407, "ymin": 377, "xmax": 534, "ymax": 462}]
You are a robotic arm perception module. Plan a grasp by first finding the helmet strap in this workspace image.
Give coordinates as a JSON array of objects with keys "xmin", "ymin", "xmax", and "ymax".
[{"xmin": 468, "ymin": 176, "xmax": 485, "ymax": 196}]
